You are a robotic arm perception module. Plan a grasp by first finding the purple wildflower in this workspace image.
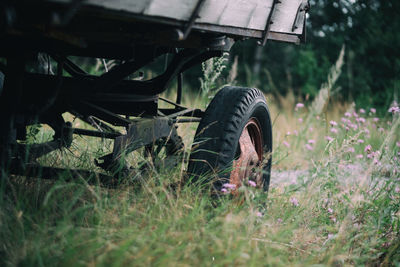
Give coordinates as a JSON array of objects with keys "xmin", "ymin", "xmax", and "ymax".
[
  {"xmin": 364, "ymin": 145, "xmax": 372, "ymax": 153},
  {"xmin": 359, "ymin": 108, "xmax": 366, "ymax": 114},
  {"xmin": 248, "ymin": 180, "xmax": 257, "ymax": 187},
  {"xmin": 370, "ymin": 108, "xmax": 376, "ymax": 114},
  {"xmin": 305, "ymin": 144, "xmax": 313, "ymax": 151},
  {"xmin": 222, "ymin": 183, "xmax": 236, "ymax": 190},
  {"xmin": 330, "ymin": 128, "xmax": 338, "ymax": 134},
  {"xmin": 357, "ymin": 139, "xmax": 364, "ymax": 144},
  {"xmin": 283, "ymin": 141, "xmax": 290, "ymax": 148},
  {"xmin": 295, "ymin": 103, "xmax": 304, "ymax": 110},
  {"xmin": 388, "ymin": 106, "xmax": 400, "ymax": 114},
  {"xmin": 325, "ymin": 136, "xmax": 334, "ymax": 142},
  {"xmin": 330, "ymin": 120, "xmax": 338, "ymax": 126},
  {"xmin": 356, "ymin": 117, "xmax": 366, "ymax": 124},
  {"xmin": 290, "ymin": 197, "xmax": 299, "ymax": 206}
]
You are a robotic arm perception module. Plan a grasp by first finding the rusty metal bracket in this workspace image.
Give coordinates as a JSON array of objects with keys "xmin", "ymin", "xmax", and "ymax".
[
  {"xmin": 95, "ymin": 116, "xmax": 177, "ymax": 173},
  {"xmin": 112, "ymin": 117, "xmax": 173, "ymax": 160},
  {"xmin": 260, "ymin": 0, "xmax": 280, "ymax": 46},
  {"xmin": 292, "ymin": 0, "xmax": 310, "ymax": 32},
  {"xmin": 182, "ymin": 0, "xmax": 206, "ymax": 40}
]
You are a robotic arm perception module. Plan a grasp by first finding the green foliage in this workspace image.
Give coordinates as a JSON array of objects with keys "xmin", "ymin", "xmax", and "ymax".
[{"xmin": 224, "ymin": 0, "xmax": 400, "ymax": 111}]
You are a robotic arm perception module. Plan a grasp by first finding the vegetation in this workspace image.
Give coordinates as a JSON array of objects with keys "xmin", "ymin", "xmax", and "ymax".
[
  {"xmin": 1, "ymin": 1, "xmax": 400, "ymax": 265},
  {"xmin": 1, "ymin": 48, "xmax": 400, "ymax": 265}
]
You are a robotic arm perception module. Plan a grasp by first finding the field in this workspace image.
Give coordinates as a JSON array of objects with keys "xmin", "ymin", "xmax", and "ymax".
[{"xmin": 1, "ymin": 55, "xmax": 400, "ymax": 266}]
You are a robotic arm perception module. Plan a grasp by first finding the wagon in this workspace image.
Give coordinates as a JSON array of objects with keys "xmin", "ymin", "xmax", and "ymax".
[{"xmin": 0, "ymin": 0, "xmax": 309, "ymax": 191}]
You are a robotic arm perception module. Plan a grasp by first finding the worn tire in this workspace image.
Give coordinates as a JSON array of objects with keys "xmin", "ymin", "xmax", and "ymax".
[{"xmin": 187, "ymin": 86, "xmax": 272, "ymax": 191}]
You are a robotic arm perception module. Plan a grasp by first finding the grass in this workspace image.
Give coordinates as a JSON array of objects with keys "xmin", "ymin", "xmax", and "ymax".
[
  {"xmin": 1, "ymin": 95, "xmax": 399, "ymax": 266},
  {"xmin": 1, "ymin": 52, "xmax": 400, "ymax": 266}
]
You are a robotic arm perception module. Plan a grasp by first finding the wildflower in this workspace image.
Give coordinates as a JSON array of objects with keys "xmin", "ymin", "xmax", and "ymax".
[
  {"xmin": 290, "ymin": 197, "xmax": 299, "ymax": 206},
  {"xmin": 327, "ymin": 208, "xmax": 333, "ymax": 214},
  {"xmin": 223, "ymin": 183, "xmax": 236, "ymax": 190},
  {"xmin": 378, "ymin": 127, "xmax": 384, "ymax": 132},
  {"xmin": 346, "ymin": 147, "xmax": 355, "ymax": 153},
  {"xmin": 282, "ymin": 141, "xmax": 290, "ymax": 148},
  {"xmin": 286, "ymin": 131, "xmax": 291, "ymax": 136},
  {"xmin": 388, "ymin": 106, "xmax": 400, "ymax": 114},
  {"xmin": 293, "ymin": 130, "xmax": 298, "ymax": 136},
  {"xmin": 330, "ymin": 216, "xmax": 337, "ymax": 223},
  {"xmin": 345, "ymin": 126, "xmax": 350, "ymax": 131},
  {"xmin": 221, "ymin": 188, "xmax": 228, "ymax": 193},
  {"xmin": 330, "ymin": 120, "xmax": 338, "ymax": 126},
  {"xmin": 356, "ymin": 154, "xmax": 363, "ymax": 159},
  {"xmin": 295, "ymin": 103, "xmax": 304, "ymax": 110},
  {"xmin": 395, "ymin": 187, "xmax": 400, "ymax": 193},
  {"xmin": 328, "ymin": 233, "xmax": 334, "ymax": 239},
  {"xmin": 298, "ymin": 118, "xmax": 303, "ymax": 123},
  {"xmin": 277, "ymin": 218, "xmax": 283, "ymax": 223},
  {"xmin": 344, "ymin": 112, "xmax": 351, "ymax": 117},
  {"xmin": 341, "ymin": 117, "xmax": 348, "ymax": 123},
  {"xmin": 356, "ymin": 117, "xmax": 366, "ymax": 124},
  {"xmin": 308, "ymin": 139, "xmax": 316, "ymax": 144},
  {"xmin": 325, "ymin": 136, "xmax": 334, "ymax": 142},
  {"xmin": 353, "ymin": 112, "xmax": 359, "ymax": 118},
  {"xmin": 373, "ymin": 159, "xmax": 380, "ymax": 165},
  {"xmin": 373, "ymin": 117, "xmax": 379, "ymax": 122},
  {"xmin": 330, "ymin": 128, "xmax": 338, "ymax": 134},
  {"xmin": 396, "ymin": 141, "xmax": 400, "ymax": 148},
  {"xmin": 350, "ymin": 123, "xmax": 358, "ymax": 130},
  {"xmin": 359, "ymin": 108, "xmax": 366, "ymax": 114},
  {"xmin": 357, "ymin": 139, "xmax": 364, "ymax": 144},
  {"xmin": 305, "ymin": 144, "xmax": 313, "ymax": 151},
  {"xmin": 248, "ymin": 180, "xmax": 256, "ymax": 187},
  {"xmin": 370, "ymin": 108, "xmax": 376, "ymax": 113},
  {"xmin": 256, "ymin": 211, "xmax": 263, "ymax": 217},
  {"xmin": 364, "ymin": 128, "xmax": 370, "ymax": 135},
  {"xmin": 367, "ymin": 153, "xmax": 374, "ymax": 159},
  {"xmin": 364, "ymin": 145, "xmax": 372, "ymax": 153}
]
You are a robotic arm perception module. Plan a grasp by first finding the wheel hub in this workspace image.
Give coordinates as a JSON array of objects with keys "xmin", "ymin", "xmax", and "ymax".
[{"xmin": 230, "ymin": 118, "xmax": 264, "ymax": 189}]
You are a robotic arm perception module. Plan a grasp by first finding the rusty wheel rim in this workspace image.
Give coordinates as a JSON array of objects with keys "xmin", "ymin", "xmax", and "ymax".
[{"xmin": 230, "ymin": 118, "xmax": 264, "ymax": 189}]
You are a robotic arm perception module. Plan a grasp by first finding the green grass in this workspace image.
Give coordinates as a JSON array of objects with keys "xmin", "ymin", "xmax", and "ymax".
[
  {"xmin": 1, "ymin": 52, "xmax": 400, "ymax": 266},
  {"xmin": 1, "ymin": 99, "xmax": 399, "ymax": 266}
]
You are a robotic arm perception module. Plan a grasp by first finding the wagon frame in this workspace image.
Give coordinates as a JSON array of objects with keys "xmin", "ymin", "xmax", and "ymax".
[{"xmin": 0, "ymin": 0, "xmax": 309, "ymax": 191}]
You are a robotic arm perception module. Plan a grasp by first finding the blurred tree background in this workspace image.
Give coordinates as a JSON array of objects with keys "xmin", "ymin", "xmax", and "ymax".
[{"xmin": 186, "ymin": 0, "xmax": 400, "ymax": 111}]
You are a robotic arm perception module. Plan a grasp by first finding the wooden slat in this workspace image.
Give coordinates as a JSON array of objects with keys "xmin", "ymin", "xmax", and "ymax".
[{"xmin": 49, "ymin": 0, "xmax": 306, "ymax": 43}]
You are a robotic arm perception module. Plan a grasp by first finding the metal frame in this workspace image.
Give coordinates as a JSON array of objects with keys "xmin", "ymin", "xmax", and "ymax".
[{"xmin": 0, "ymin": 5, "xmax": 231, "ymax": 182}]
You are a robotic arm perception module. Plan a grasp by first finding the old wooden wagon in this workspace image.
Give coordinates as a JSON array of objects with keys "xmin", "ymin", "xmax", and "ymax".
[{"xmin": 0, "ymin": 0, "xmax": 309, "ymax": 191}]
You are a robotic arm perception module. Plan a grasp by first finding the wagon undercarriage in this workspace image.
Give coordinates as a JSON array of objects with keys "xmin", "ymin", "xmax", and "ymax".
[
  {"xmin": 0, "ymin": 40, "xmax": 229, "ymax": 184},
  {"xmin": 0, "ymin": 0, "xmax": 308, "ymax": 191}
]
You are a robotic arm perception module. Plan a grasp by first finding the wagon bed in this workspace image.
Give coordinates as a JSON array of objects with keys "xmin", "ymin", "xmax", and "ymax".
[{"xmin": 2, "ymin": 0, "xmax": 308, "ymax": 53}]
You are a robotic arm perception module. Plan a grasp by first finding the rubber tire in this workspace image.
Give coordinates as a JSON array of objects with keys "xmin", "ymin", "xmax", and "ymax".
[{"xmin": 188, "ymin": 86, "xmax": 272, "ymax": 191}]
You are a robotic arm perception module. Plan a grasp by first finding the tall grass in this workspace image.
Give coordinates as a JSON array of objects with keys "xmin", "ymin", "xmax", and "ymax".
[{"xmin": 1, "ymin": 51, "xmax": 400, "ymax": 266}]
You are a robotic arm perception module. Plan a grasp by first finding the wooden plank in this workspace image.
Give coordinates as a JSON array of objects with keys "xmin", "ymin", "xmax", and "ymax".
[
  {"xmin": 48, "ymin": 0, "xmax": 306, "ymax": 43},
  {"xmin": 270, "ymin": 0, "xmax": 305, "ymax": 35}
]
